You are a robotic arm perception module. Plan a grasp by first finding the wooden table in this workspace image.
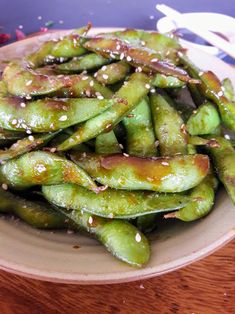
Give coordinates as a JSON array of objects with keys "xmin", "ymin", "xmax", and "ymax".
[{"xmin": 0, "ymin": 239, "xmax": 234, "ymax": 314}]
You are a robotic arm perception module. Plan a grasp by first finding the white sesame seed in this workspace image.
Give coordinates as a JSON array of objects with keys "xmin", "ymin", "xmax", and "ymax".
[
  {"xmin": 59, "ymin": 115, "xmax": 68, "ymax": 121},
  {"xmin": 218, "ymin": 91, "xmax": 223, "ymax": 97},
  {"xmin": 150, "ymin": 88, "xmax": 156, "ymax": 93},
  {"xmin": 2, "ymin": 183, "xmax": 8, "ymax": 190},
  {"xmin": 123, "ymin": 153, "xmax": 129, "ymax": 157},
  {"xmin": 110, "ymin": 53, "xmax": 116, "ymax": 58},
  {"xmin": 97, "ymin": 95, "xmax": 104, "ymax": 100},
  {"xmin": 18, "ymin": 25, "xmax": 23, "ymax": 29},
  {"xmin": 26, "ymin": 80, "xmax": 32, "ymax": 86},
  {"xmin": 116, "ymin": 44, "xmax": 121, "ymax": 50},
  {"xmin": 108, "ymin": 213, "xmax": 114, "ymax": 218},
  {"xmin": 20, "ymin": 102, "xmax": 26, "ymax": 108},
  {"xmin": 82, "ymin": 76, "xmax": 89, "ymax": 80},
  {"xmin": 102, "ymin": 74, "xmax": 109, "ymax": 80},
  {"xmin": 135, "ymin": 232, "xmax": 141, "ymax": 242},
  {"xmin": 120, "ymin": 52, "xmax": 125, "ymax": 60},
  {"xmin": 11, "ymin": 119, "xmax": 17, "ymax": 125},
  {"xmin": 89, "ymin": 80, "xmax": 94, "ymax": 87},
  {"xmin": 25, "ymin": 95, "xmax": 32, "ymax": 100},
  {"xmin": 161, "ymin": 161, "xmax": 169, "ymax": 166},
  {"xmin": 151, "ymin": 58, "xmax": 158, "ymax": 62},
  {"xmin": 94, "ymin": 72, "xmax": 98, "ymax": 78},
  {"xmin": 126, "ymin": 56, "xmax": 132, "ymax": 62},
  {"xmin": 199, "ymin": 71, "xmax": 204, "ymax": 76},
  {"xmin": 149, "ymin": 15, "xmax": 154, "ymax": 20},
  {"xmin": 28, "ymin": 135, "xmax": 34, "ymax": 141},
  {"xmin": 139, "ymin": 284, "xmax": 145, "ymax": 289},
  {"xmin": 50, "ymin": 147, "xmax": 57, "ymax": 153},
  {"xmin": 101, "ymin": 65, "xmax": 107, "ymax": 71},
  {"xmin": 224, "ymin": 134, "xmax": 230, "ymax": 140},
  {"xmin": 59, "ymin": 20, "xmax": 64, "ymax": 24},
  {"xmin": 119, "ymin": 143, "xmax": 124, "ymax": 149},
  {"xmin": 35, "ymin": 164, "xmax": 46, "ymax": 173},
  {"xmin": 88, "ymin": 216, "xmax": 93, "ymax": 225},
  {"xmin": 141, "ymin": 41, "xmax": 146, "ymax": 46},
  {"xmin": 38, "ymin": 16, "xmax": 42, "ymax": 20},
  {"xmin": 145, "ymin": 84, "xmax": 151, "ymax": 89},
  {"xmin": 26, "ymin": 129, "xmax": 32, "ymax": 134}
]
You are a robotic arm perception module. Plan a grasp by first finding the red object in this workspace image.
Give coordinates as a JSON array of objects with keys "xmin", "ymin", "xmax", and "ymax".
[
  {"xmin": 15, "ymin": 29, "xmax": 26, "ymax": 40},
  {"xmin": 0, "ymin": 33, "xmax": 11, "ymax": 44}
]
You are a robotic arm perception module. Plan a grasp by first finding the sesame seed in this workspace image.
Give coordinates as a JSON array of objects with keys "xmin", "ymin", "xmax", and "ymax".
[
  {"xmin": 50, "ymin": 123, "xmax": 55, "ymax": 129},
  {"xmin": 25, "ymin": 95, "xmax": 32, "ymax": 100},
  {"xmin": 110, "ymin": 53, "xmax": 116, "ymax": 58},
  {"xmin": 119, "ymin": 143, "xmax": 124, "ymax": 149},
  {"xmin": 149, "ymin": 15, "xmax": 154, "ymax": 20},
  {"xmin": 89, "ymin": 80, "xmax": 94, "ymax": 87},
  {"xmin": 28, "ymin": 135, "xmax": 34, "ymax": 141},
  {"xmin": 108, "ymin": 213, "xmax": 114, "ymax": 218},
  {"xmin": 135, "ymin": 233, "xmax": 141, "ymax": 242},
  {"xmin": 145, "ymin": 84, "xmax": 151, "ymax": 89},
  {"xmin": 218, "ymin": 91, "xmax": 223, "ymax": 97},
  {"xmin": 88, "ymin": 216, "xmax": 93, "ymax": 225},
  {"xmin": 199, "ymin": 71, "xmax": 204, "ymax": 76},
  {"xmin": 97, "ymin": 95, "xmax": 104, "ymax": 100},
  {"xmin": 35, "ymin": 164, "xmax": 46, "ymax": 173},
  {"xmin": 136, "ymin": 66, "xmax": 142, "ymax": 72},
  {"xmin": 59, "ymin": 115, "xmax": 68, "ymax": 121},
  {"xmin": 11, "ymin": 119, "xmax": 17, "ymax": 125},
  {"xmin": 155, "ymin": 140, "xmax": 159, "ymax": 147},
  {"xmin": 101, "ymin": 66, "xmax": 107, "ymax": 71},
  {"xmin": 150, "ymin": 88, "xmax": 156, "ymax": 93},
  {"xmin": 139, "ymin": 284, "xmax": 145, "ymax": 289},
  {"xmin": 26, "ymin": 129, "xmax": 32, "ymax": 134},
  {"xmin": 126, "ymin": 56, "xmax": 132, "ymax": 62},
  {"xmin": 120, "ymin": 52, "xmax": 125, "ymax": 60},
  {"xmin": 59, "ymin": 20, "xmax": 64, "ymax": 24},
  {"xmin": 102, "ymin": 74, "xmax": 109, "ymax": 80},
  {"xmin": 224, "ymin": 134, "xmax": 230, "ymax": 140},
  {"xmin": 82, "ymin": 76, "xmax": 89, "ymax": 80},
  {"xmin": 161, "ymin": 161, "xmax": 169, "ymax": 166},
  {"xmin": 20, "ymin": 102, "xmax": 26, "ymax": 108},
  {"xmin": 18, "ymin": 25, "xmax": 23, "ymax": 29},
  {"xmin": 123, "ymin": 153, "xmax": 129, "ymax": 157},
  {"xmin": 50, "ymin": 147, "xmax": 57, "ymax": 153},
  {"xmin": 38, "ymin": 16, "xmax": 42, "ymax": 20},
  {"xmin": 151, "ymin": 58, "xmax": 158, "ymax": 62},
  {"xmin": 26, "ymin": 80, "xmax": 32, "ymax": 86},
  {"xmin": 141, "ymin": 41, "xmax": 146, "ymax": 46},
  {"xmin": 94, "ymin": 72, "xmax": 98, "ymax": 77},
  {"xmin": 2, "ymin": 183, "xmax": 8, "ymax": 190},
  {"xmin": 116, "ymin": 44, "xmax": 121, "ymax": 50}
]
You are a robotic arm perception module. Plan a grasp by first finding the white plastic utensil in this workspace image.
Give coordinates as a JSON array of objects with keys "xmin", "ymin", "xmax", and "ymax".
[{"xmin": 156, "ymin": 4, "xmax": 235, "ymax": 59}]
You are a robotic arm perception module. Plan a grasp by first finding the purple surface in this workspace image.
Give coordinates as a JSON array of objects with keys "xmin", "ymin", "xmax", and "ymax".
[{"xmin": 0, "ymin": 0, "xmax": 235, "ymax": 63}]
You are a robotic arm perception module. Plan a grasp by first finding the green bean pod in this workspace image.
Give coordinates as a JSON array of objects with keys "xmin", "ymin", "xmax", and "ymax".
[
  {"xmin": 0, "ymin": 188, "xmax": 66, "ymax": 229},
  {"xmin": 95, "ymin": 61, "xmax": 131, "ymax": 85},
  {"xmin": 84, "ymin": 37, "xmax": 197, "ymax": 82},
  {"xmin": 206, "ymin": 136, "xmax": 235, "ymax": 204},
  {"xmin": 186, "ymin": 102, "xmax": 220, "ymax": 135},
  {"xmin": 0, "ymin": 97, "xmax": 114, "ymax": 132},
  {"xmin": 150, "ymin": 93, "xmax": 188, "ymax": 156},
  {"xmin": 95, "ymin": 131, "xmax": 121, "ymax": 154},
  {"xmin": 0, "ymin": 151, "xmax": 99, "ymax": 192},
  {"xmin": 123, "ymin": 97, "xmax": 157, "ymax": 157},
  {"xmin": 0, "ymin": 132, "xmax": 57, "ymax": 163},
  {"xmin": 165, "ymin": 172, "xmax": 218, "ymax": 221},
  {"xmin": 54, "ymin": 53, "xmax": 111, "ymax": 73},
  {"xmin": 0, "ymin": 128, "xmax": 25, "ymax": 147},
  {"xmin": 57, "ymin": 72, "xmax": 151, "ymax": 151},
  {"xmin": 71, "ymin": 153, "xmax": 209, "ymax": 192},
  {"xmin": 42, "ymin": 183, "xmax": 189, "ymax": 219}
]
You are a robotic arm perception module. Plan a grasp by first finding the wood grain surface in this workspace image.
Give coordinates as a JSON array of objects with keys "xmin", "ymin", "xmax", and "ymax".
[{"xmin": 0, "ymin": 239, "xmax": 234, "ymax": 314}]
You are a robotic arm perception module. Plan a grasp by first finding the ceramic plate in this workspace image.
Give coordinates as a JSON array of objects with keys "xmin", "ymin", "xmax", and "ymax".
[{"xmin": 0, "ymin": 28, "xmax": 234, "ymax": 284}]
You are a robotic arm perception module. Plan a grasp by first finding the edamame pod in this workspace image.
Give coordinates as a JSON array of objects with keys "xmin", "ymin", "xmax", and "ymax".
[
  {"xmin": 150, "ymin": 93, "xmax": 188, "ymax": 156},
  {"xmin": 0, "ymin": 81, "xmax": 8, "ymax": 97},
  {"xmin": 84, "ymin": 37, "xmax": 197, "ymax": 82},
  {"xmin": 55, "ymin": 53, "xmax": 111, "ymax": 73},
  {"xmin": 123, "ymin": 97, "xmax": 157, "ymax": 157},
  {"xmin": 71, "ymin": 153, "xmax": 210, "ymax": 192},
  {"xmin": 0, "ymin": 151, "xmax": 99, "ymax": 192},
  {"xmin": 186, "ymin": 102, "xmax": 220, "ymax": 135},
  {"xmin": 57, "ymin": 72, "xmax": 151, "ymax": 151},
  {"xmin": 0, "ymin": 188, "xmax": 66, "ymax": 229},
  {"xmin": 206, "ymin": 136, "xmax": 235, "ymax": 204},
  {"xmin": 0, "ymin": 132, "xmax": 57, "ymax": 163},
  {"xmin": 0, "ymin": 97, "xmax": 114, "ymax": 132},
  {"xmin": 165, "ymin": 172, "xmax": 218, "ymax": 221},
  {"xmin": 152, "ymin": 74, "xmax": 185, "ymax": 88},
  {"xmin": 95, "ymin": 61, "xmax": 131, "ymax": 85},
  {"xmin": 42, "ymin": 184, "xmax": 189, "ymax": 219},
  {"xmin": 95, "ymin": 131, "xmax": 121, "ymax": 154},
  {"xmin": 27, "ymin": 26, "xmax": 90, "ymax": 68},
  {"xmin": 0, "ymin": 128, "xmax": 25, "ymax": 147},
  {"xmin": 53, "ymin": 202, "xmax": 150, "ymax": 267},
  {"xmin": 222, "ymin": 78, "xmax": 234, "ymax": 101}
]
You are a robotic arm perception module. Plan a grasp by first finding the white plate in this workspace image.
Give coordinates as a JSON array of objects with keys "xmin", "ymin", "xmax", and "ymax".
[{"xmin": 0, "ymin": 28, "xmax": 235, "ymax": 284}]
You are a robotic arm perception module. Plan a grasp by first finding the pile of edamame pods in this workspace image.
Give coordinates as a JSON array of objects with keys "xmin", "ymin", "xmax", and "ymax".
[{"xmin": 0, "ymin": 25, "xmax": 235, "ymax": 267}]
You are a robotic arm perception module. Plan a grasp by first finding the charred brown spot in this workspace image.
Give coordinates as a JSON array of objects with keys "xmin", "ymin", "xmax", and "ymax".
[
  {"xmin": 194, "ymin": 155, "xmax": 209, "ymax": 176},
  {"xmin": 225, "ymin": 175, "xmax": 235, "ymax": 187}
]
